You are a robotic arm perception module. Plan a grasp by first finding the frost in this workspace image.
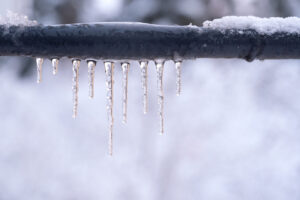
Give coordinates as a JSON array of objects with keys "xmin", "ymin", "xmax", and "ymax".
[
  {"xmin": 0, "ymin": 11, "xmax": 38, "ymax": 26},
  {"xmin": 203, "ymin": 16, "xmax": 300, "ymax": 34}
]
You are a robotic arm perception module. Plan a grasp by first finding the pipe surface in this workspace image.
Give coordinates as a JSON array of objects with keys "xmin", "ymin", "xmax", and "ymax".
[{"xmin": 0, "ymin": 22, "xmax": 299, "ymax": 61}]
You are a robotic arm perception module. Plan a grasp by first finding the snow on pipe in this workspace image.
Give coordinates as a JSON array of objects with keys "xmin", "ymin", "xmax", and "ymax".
[{"xmin": 1, "ymin": 23, "xmax": 300, "ymax": 61}]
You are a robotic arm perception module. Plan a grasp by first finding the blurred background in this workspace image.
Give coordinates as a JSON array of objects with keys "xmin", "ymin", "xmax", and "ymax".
[{"xmin": 1, "ymin": 0, "xmax": 300, "ymax": 199}]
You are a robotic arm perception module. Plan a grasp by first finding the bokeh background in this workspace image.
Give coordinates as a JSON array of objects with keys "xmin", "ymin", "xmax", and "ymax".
[{"xmin": 1, "ymin": 0, "xmax": 300, "ymax": 199}]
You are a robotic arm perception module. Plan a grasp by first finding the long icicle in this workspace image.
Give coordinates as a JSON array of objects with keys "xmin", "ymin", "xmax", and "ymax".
[
  {"xmin": 52, "ymin": 58, "xmax": 59, "ymax": 75},
  {"xmin": 140, "ymin": 61, "xmax": 148, "ymax": 114},
  {"xmin": 155, "ymin": 61, "xmax": 165, "ymax": 135},
  {"xmin": 104, "ymin": 61, "xmax": 114, "ymax": 156},
  {"xmin": 121, "ymin": 62, "xmax": 130, "ymax": 124},
  {"xmin": 36, "ymin": 58, "xmax": 43, "ymax": 83},
  {"xmin": 175, "ymin": 61, "xmax": 182, "ymax": 96},
  {"xmin": 72, "ymin": 60, "xmax": 80, "ymax": 118},
  {"xmin": 87, "ymin": 60, "xmax": 96, "ymax": 99}
]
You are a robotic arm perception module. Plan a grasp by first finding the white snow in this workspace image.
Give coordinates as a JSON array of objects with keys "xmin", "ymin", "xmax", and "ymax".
[
  {"xmin": 203, "ymin": 16, "xmax": 300, "ymax": 34},
  {"xmin": 0, "ymin": 11, "xmax": 37, "ymax": 26}
]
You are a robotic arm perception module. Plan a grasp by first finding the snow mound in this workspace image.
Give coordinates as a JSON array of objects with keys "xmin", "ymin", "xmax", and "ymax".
[
  {"xmin": 203, "ymin": 16, "xmax": 300, "ymax": 34},
  {"xmin": 0, "ymin": 11, "xmax": 37, "ymax": 26}
]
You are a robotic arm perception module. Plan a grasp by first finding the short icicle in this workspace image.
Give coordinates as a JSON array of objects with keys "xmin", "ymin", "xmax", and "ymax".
[
  {"xmin": 72, "ymin": 60, "xmax": 80, "ymax": 118},
  {"xmin": 52, "ymin": 58, "xmax": 59, "ymax": 75},
  {"xmin": 140, "ymin": 61, "xmax": 148, "ymax": 114},
  {"xmin": 155, "ymin": 61, "xmax": 165, "ymax": 135},
  {"xmin": 104, "ymin": 61, "xmax": 115, "ymax": 156},
  {"xmin": 121, "ymin": 62, "xmax": 130, "ymax": 124},
  {"xmin": 36, "ymin": 58, "xmax": 43, "ymax": 83},
  {"xmin": 175, "ymin": 61, "xmax": 182, "ymax": 96},
  {"xmin": 87, "ymin": 60, "xmax": 96, "ymax": 99}
]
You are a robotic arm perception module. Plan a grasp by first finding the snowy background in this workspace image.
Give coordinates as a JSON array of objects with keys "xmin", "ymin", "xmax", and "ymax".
[{"xmin": 1, "ymin": 0, "xmax": 300, "ymax": 199}]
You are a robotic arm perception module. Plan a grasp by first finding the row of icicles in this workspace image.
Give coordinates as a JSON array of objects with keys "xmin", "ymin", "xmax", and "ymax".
[{"xmin": 36, "ymin": 58, "xmax": 182, "ymax": 155}]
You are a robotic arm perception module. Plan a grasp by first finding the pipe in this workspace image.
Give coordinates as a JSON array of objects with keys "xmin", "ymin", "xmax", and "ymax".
[{"xmin": 0, "ymin": 22, "xmax": 299, "ymax": 61}]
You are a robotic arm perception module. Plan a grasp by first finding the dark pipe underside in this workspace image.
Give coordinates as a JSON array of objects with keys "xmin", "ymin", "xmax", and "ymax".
[{"xmin": 0, "ymin": 23, "xmax": 299, "ymax": 61}]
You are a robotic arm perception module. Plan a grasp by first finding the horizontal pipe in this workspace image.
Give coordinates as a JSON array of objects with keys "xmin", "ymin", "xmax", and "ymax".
[{"xmin": 0, "ymin": 22, "xmax": 299, "ymax": 61}]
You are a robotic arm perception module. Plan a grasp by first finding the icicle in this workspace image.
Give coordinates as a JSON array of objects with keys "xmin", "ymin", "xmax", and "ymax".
[
  {"xmin": 87, "ymin": 60, "xmax": 96, "ymax": 99},
  {"xmin": 140, "ymin": 61, "xmax": 148, "ymax": 114},
  {"xmin": 52, "ymin": 58, "xmax": 59, "ymax": 75},
  {"xmin": 72, "ymin": 60, "xmax": 80, "ymax": 118},
  {"xmin": 155, "ymin": 61, "xmax": 165, "ymax": 135},
  {"xmin": 36, "ymin": 58, "xmax": 43, "ymax": 83},
  {"xmin": 104, "ymin": 61, "xmax": 114, "ymax": 156},
  {"xmin": 175, "ymin": 61, "xmax": 182, "ymax": 96},
  {"xmin": 121, "ymin": 62, "xmax": 130, "ymax": 124}
]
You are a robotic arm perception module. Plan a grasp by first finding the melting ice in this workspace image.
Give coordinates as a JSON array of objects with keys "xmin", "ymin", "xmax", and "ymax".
[
  {"xmin": 34, "ymin": 58, "xmax": 185, "ymax": 153},
  {"xmin": 52, "ymin": 58, "xmax": 59, "ymax": 75},
  {"xmin": 36, "ymin": 58, "xmax": 43, "ymax": 83},
  {"xmin": 104, "ymin": 61, "xmax": 114, "ymax": 156},
  {"xmin": 156, "ymin": 61, "xmax": 165, "ymax": 135},
  {"xmin": 121, "ymin": 62, "xmax": 130, "ymax": 124},
  {"xmin": 175, "ymin": 61, "xmax": 182, "ymax": 96},
  {"xmin": 140, "ymin": 61, "xmax": 148, "ymax": 114},
  {"xmin": 72, "ymin": 60, "xmax": 80, "ymax": 118},
  {"xmin": 87, "ymin": 60, "xmax": 96, "ymax": 99}
]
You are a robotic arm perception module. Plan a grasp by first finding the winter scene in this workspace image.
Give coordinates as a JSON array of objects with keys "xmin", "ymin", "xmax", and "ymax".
[{"xmin": 0, "ymin": 0, "xmax": 300, "ymax": 199}]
